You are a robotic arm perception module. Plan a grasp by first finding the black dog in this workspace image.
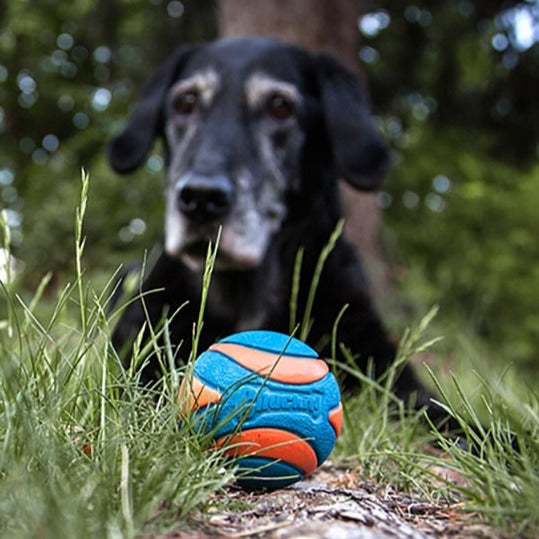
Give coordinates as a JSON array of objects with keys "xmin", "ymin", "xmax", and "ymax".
[{"xmin": 108, "ymin": 37, "xmax": 447, "ymax": 424}]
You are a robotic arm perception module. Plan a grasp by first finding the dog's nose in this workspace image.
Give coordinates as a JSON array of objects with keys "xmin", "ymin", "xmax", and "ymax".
[{"xmin": 176, "ymin": 174, "xmax": 234, "ymax": 223}]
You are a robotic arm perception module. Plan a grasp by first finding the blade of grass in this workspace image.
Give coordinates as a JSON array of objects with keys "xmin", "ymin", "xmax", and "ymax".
[
  {"xmin": 300, "ymin": 219, "xmax": 344, "ymax": 341},
  {"xmin": 289, "ymin": 247, "xmax": 304, "ymax": 335},
  {"xmin": 75, "ymin": 169, "xmax": 90, "ymax": 333}
]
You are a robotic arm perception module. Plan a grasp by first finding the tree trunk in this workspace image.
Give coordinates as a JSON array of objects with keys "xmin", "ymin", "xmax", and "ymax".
[
  {"xmin": 219, "ymin": 0, "xmax": 360, "ymax": 68},
  {"xmin": 218, "ymin": 0, "xmax": 387, "ymax": 294}
]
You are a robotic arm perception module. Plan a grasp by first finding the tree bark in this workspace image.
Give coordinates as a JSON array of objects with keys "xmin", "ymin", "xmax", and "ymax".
[
  {"xmin": 219, "ymin": 0, "xmax": 360, "ymax": 68},
  {"xmin": 218, "ymin": 0, "xmax": 386, "ymax": 291}
]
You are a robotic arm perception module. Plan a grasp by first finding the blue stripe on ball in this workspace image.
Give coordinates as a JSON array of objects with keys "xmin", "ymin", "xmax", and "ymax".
[
  {"xmin": 234, "ymin": 456, "xmax": 304, "ymax": 490},
  {"xmin": 194, "ymin": 349, "xmax": 261, "ymax": 392},
  {"xmin": 219, "ymin": 330, "xmax": 318, "ymax": 358}
]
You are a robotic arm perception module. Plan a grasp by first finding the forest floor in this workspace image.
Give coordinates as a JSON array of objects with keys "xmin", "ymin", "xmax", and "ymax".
[{"xmin": 155, "ymin": 463, "xmax": 511, "ymax": 539}]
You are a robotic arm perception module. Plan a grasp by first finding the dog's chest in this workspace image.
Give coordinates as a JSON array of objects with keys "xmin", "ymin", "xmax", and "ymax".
[{"xmin": 205, "ymin": 267, "xmax": 283, "ymax": 333}]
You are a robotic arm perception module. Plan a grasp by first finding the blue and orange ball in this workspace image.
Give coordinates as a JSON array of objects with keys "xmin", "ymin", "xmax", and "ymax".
[{"xmin": 179, "ymin": 330, "xmax": 342, "ymax": 491}]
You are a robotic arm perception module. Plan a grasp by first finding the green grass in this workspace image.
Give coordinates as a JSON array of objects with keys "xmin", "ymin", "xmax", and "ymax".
[
  {"xmin": 335, "ymin": 309, "xmax": 539, "ymax": 534},
  {"xmin": 0, "ymin": 173, "xmax": 538, "ymax": 537},
  {"xmin": 0, "ymin": 174, "xmax": 234, "ymax": 538}
]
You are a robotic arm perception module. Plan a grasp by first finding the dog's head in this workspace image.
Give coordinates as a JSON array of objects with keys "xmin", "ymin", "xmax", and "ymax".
[{"xmin": 108, "ymin": 37, "xmax": 390, "ymax": 270}]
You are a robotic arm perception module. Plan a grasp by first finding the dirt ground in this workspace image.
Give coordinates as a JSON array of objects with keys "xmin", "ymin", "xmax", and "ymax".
[{"xmin": 161, "ymin": 464, "xmax": 512, "ymax": 539}]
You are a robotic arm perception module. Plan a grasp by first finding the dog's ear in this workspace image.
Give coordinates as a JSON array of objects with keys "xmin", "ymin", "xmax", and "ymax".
[
  {"xmin": 316, "ymin": 54, "xmax": 391, "ymax": 190},
  {"xmin": 108, "ymin": 45, "xmax": 199, "ymax": 174}
]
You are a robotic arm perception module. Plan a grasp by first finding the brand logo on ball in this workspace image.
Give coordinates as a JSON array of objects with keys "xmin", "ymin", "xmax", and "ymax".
[{"xmin": 234, "ymin": 387, "xmax": 323, "ymax": 414}]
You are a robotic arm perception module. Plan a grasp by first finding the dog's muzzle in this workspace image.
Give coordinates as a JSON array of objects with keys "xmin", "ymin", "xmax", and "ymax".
[
  {"xmin": 176, "ymin": 173, "xmax": 234, "ymax": 224},
  {"xmin": 166, "ymin": 171, "xmax": 274, "ymax": 271}
]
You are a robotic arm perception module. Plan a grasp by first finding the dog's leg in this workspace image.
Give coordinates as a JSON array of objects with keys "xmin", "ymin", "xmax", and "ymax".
[
  {"xmin": 331, "ymin": 303, "xmax": 461, "ymax": 431},
  {"xmin": 111, "ymin": 252, "xmax": 192, "ymax": 383},
  {"xmin": 305, "ymin": 241, "xmax": 458, "ymax": 430}
]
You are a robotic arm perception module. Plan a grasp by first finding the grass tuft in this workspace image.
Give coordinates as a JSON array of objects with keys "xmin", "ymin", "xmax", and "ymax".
[
  {"xmin": 426, "ymin": 366, "xmax": 539, "ymax": 534},
  {"xmin": 336, "ymin": 307, "xmax": 539, "ymax": 535},
  {"xmin": 0, "ymin": 172, "xmax": 233, "ymax": 538}
]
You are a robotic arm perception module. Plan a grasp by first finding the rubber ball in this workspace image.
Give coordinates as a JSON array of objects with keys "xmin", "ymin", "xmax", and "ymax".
[{"xmin": 179, "ymin": 330, "xmax": 343, "ymax": 490}]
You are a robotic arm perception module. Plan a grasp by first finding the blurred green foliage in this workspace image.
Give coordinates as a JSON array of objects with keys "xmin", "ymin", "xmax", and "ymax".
[
  {"xmin": 0, "ymin": 1, "xmax": 538, "ymax": 367},
  {"xmin": 360, "ymin": 1, "xmax": 539, "ymax": 368},
  {"xmin": 383, "ymin": 127, "xmax": 539, "ymax": 366}
]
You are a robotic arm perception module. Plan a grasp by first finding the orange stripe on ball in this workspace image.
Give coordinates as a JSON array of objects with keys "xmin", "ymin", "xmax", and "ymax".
[
  {"xmin": 217, "ymin": 428, "xmax": 318, "ymax": 475},
  {"xmin": 209, "ymin": 342, "xmax": 329, "ymax": 384},
  {"xmin": 178, "ymin": 375, "xmax": 221, "ymax": 413},
  {"xmin": 329, "ymin": 402, "xmax": 343, "ymax": 437}
]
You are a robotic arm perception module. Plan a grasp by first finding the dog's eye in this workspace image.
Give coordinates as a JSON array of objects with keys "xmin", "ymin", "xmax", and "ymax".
[
  {"xmin": 266, "ymin": 94, "xmax": 295, "ymax": 119},
  {"xmin": 173, "ymin": 91, "xmax": 199, "ymax": 115}
]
